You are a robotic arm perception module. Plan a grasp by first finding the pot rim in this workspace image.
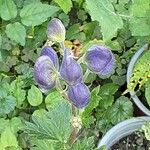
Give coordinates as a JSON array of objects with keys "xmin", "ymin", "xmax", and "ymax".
[
  {"xmin": 98, "ymin": 116, "xmax": 150, "ymax": 149},
  {"xmin": 126, "ymin": 44, "xmax": 150, "ymax": 116}
]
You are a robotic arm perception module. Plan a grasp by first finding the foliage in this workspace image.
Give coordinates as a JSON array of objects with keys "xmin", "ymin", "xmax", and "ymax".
[{"xmin": 0, "ymin": 0, "xmax": 149, "ymax": 149}]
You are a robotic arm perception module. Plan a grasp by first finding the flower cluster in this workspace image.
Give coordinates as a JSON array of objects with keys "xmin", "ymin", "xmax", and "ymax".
[{"xmin": 34, "ymin": 18, "xmax": 116, "ymax": 109}]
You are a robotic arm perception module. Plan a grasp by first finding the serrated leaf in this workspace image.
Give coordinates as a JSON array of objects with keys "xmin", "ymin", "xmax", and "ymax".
[
  {"xmin": 86, "ymin": 0, "xmax": 123, "ymax": 40},
  {"xmin": 45, "ymin": 90, "xmax": 65, "ymax": 109},
  {"xmin": 5, "ymin": 22, "xmax": 26, "ymax": 46},
  {"xmin": 25, "ymin": 101, "xmax": 72, "ymax": 143},
  {"xmin": 108, "ymin": 96, "xmax": 133, "ymax": 124},
  {"xmin": 20, "ymin": 3, "xmax": 59, "ymax": 26},
  {"xmin": 0, "ymin": 126, "xmax": 18, "ymax": 149},
  {"xmin": 99, "ymin": 83, "xmax": 119, "ymax": 109},
  {"xmin": 72, "ymin": 136, "xmax": 95, "ymax": 150},
  {"xmin": 129, "ymin": 0, "xmax": 150, "ymax": 36},
  {"xmin": 97, "ymin": 118, "xmax": 112, "ymax": 134},
  {"xmin": 30, "ymin": 138, "xmax": 63, "ymax": 150},
  {"xmin": 54, "ymin": 0, "xmax": 72, "ymax": 14},
  {"xmin": 145, "ymin": 79, "xmax": 150, "ymax": 107},
  {"xmin": 27, "ymin": 85, "xmax": 43, "ymax": 106},
  {"xmin": 0, "ymin": 88, "xmax": 16, "ymax": 115},
  {"xmin": 10, "ymin": 79, "xmax": 26, "ymax": 108},
  {"xmin": 0, "ymin": 0, "xmax": 17, "ymax": 20}
]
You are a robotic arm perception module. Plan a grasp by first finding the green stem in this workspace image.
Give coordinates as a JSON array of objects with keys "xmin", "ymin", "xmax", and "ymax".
[
  {"xmin": 59, "ymin": 41, "xmax": 65, "ymax": 55},
  {"xmin": 83, "ymin": 69, "xmax": 90, "ymax": 82}
]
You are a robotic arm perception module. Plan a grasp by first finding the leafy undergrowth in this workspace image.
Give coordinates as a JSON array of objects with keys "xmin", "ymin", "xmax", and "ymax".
[{"xmin": 0, "ymin": 0, "xmax": 150, "ymax": 149}]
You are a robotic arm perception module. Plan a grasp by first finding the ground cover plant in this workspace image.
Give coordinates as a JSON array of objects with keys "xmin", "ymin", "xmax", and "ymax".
[{"xmin": 0, "ymin": 0, "xmax": 150, "ymax": 149}]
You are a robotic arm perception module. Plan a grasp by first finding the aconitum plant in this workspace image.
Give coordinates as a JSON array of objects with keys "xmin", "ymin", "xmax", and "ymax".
[
  {"xmin": 34, "ymin": 55, "xmax": 58, "ymax": 91},
  {"xmin": 40, "ymin": 46, "xmax": 59, "ymax": 69},
  {"xmin": 60, "ymin": 48, "xmax": 83, "ymax": 85},
  {"xmin": 68, "ymin": 83, "xmax": 90, "ymax": 108},
  {"xmin": 85, "ymin": 45, "xmax": 115, "ymax": 78},
  {"xmin": 34, "ymin": 18, "xmax": 116, "ymax": 109},
  {"xmin": 46, "ymin": 18, "xmax": 66, "ymax": 43}
]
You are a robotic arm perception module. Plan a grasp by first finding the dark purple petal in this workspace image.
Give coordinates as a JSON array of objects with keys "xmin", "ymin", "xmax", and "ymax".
[
  {"xmin": 85, "ymin": 45, "xmax": 115, "ymax": 77},
  {"xmin": 60, "ymin": 49, "xmax": 83, "ymax": 85},
  {"xmin": 68, "ymin": 83, "xmax": 90, "ymax": 108},
  {"xmin": 46, "ymin": 18, "xmax": 66, "ymax": 42},
  {"xmin": 41, "ymin": 46, "xmax": 59, "ymax": 69},
  {"xmin": 34, "ymin": 56, "xmax": 57, "ymax": 91}
]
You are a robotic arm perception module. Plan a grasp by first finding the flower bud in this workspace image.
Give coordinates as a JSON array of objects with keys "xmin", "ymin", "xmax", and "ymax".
[
  {"xmin": 46, "ymin": 18, "xmax": 66, "ymax": 43},
  {"xmin": 85, "ymin": 45, "xmax": 115, "ymax": 78},
  {"xmin": 34, "ymin": 56, "xmax": 57, "ymax": 91},
  {"xmin": 41, "ymin": 46, "xmax": 59, "ymax": 69},
  {"xmin": 60, "ymin": 49, "xmax": 83, "ymax": 85},
  {"xmin": 68, "ymin": 83, "xmax": 90, "ymax": 108}
]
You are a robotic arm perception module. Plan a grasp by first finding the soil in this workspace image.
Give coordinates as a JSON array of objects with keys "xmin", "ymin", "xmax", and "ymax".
[{"xmin": 110, "ymin": 131, "xmax": 150, "ymax": 150}]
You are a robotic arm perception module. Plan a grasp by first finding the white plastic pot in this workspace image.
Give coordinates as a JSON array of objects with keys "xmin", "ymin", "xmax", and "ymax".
[
  {"xmin": 126, "ymin": 44, "xmax": 150, "ymax": 116},
  {"xmin": 98, "ymin": 116, "xmax": 150, "ymax": 149}
]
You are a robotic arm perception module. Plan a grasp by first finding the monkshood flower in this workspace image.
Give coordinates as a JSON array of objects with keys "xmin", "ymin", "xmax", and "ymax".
[
  {"xmin": 46, "ymin": 18, "xmax": 66, "ymax": 43},
  {"xmin": 60, "ymin": 49, "xmax": 83, "ymax": 85},
  {"xmin": 34, "ymin": 55, "xmax": 58, "ymax": 92},
  {"xmin": 68, "ymin": 82, "xmax": 90, "ymax": 108},
  {"xmin": 40, "ymin": 46, "xmax": 59, "ymax": 69},
  {"xmin": 85, "ymin": 45, "xmax": 115, "ymax": 78}
]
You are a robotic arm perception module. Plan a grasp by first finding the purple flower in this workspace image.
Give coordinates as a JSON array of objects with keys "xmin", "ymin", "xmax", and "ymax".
[
  {"xmin": 60, "ymin": 49, "xmax": 83, "ymax": 85},
  {"xmin": 46, "ymin": 18, "xmax": 66, "ymax": 43},
  {"xmin": 85, "ymin": 45, "xmax": 115, "ymax": 78},
  {"xmin": 34, "ymin": 56, "xmax": 57, "ymax": 91},
  {"xmin": 41, "ymin": 46, "xmax": 59, "ymax": 69},
  {"xmin": 68, "ymin": 83, "xmax": 90, "ymax": 108}
]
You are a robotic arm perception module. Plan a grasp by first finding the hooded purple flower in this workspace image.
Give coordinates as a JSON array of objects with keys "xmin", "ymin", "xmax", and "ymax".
[
  {"xmin": 60, "ymin": 49, "xmax": 83, "ymax": 85},
  {"xmin": 85, "ymin": 45, "xmax": 115, "ymax": 77},
  {"xmin": 34, "ymin": 56, "xmax": 57, "ymax": 92},
  {"xmin": 47, "ymin": 18, "xmax": 66, "ymax": 43},
  {"xmin": 41, "ymin": 46, "xmax": 59, "ymax": 69},
  {"xmin": 68, "ymin": 83, "xmax": 90, "ymax": 108}
]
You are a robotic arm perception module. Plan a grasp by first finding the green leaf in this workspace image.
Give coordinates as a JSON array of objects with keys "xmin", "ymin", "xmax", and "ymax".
[
  {"xmin": 54, "ymin": 0, "xmax": 72, "ymax": 14},
  {"xmin": 108, "ymin": 96, "xmax": 133, "ymax": 124},
  {"xmin": 142, "ymin": 122, "xmax": 150, "ymax": 141},
  {"xmin": 0, "ymin": 118, "xmax": 9, "ymax": 134},
  {"xmin": 27, "ymin": 85, "xmax": 43, "ymax": 106},
  {"xmin": 30, "ymin": 138, "xmax": 63, "ymax": 150},
  {"xmin": 10, "ymin": 78, "xmax": 26, "ymax": 108},
  {"xmin": 129, "ymin": 18, "xmax": 150, "ymax": 36},
  {"xmin": 45, "ymin": 90, "xmax": 65, "ymax": 109},
  {"xmin": 99, "ymin": 83, "xmax": 119, "ymax": 109},
  {"xmin": 0, "ymin": 117, "xmax": 22, "ymax": 150},
  {"xmin": 97, "ymin": 118, "xmax": 112, "ymax": 134},
  {"xmin": 0, "ymin": 126, "xmax": 18, "ymax": 149},
  {"xmin": 129, "ymin": 0, "xmax": 150, "ymax": 36},
  {"xmin": 5, "ymin": 22, "xmax": 26, "ymax": 46},
  {"xmin": 83, "ymin": 86, "xmax": 101, "ymax": 116},
  {"xmin": 0, "ymin": 0, "xmax": 17, "ymax": 20},
  {"xmin": 0, "ymin": 88, "xmax": 16, "ymax": 115},
  {"xmin": 20, "ymin": 3, "xmax": 59, "ymax": 26},
  {"xmin": 82, "ymin": 86, "xmax": 101, "ymax": 127},
  {"xmin": 128, "ymin": 50, "xmax": 150, "ymax": 92},
  {"xmin": 25, "ymin": 101, "xmax": 72, "ymax": 142},
  {"xmin": 66, "ymin": 24, "xmax": 86, "ymax": 42},
  {"xmin": 86, "ymin": 0, "xmax": 123, "ymax": 40},
  {"xmin": 72, "ymin": 136, "xmax": 95, "ymax": 150},
  {"xmin": 145, "ymin": 79, "xmax": 150, "ymax": 106}
]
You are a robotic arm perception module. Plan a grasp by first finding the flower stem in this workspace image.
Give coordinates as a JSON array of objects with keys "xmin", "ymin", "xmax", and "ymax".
[{"xmin": 56, "ymin": 77, "xmax": 78, "ymax": 146}]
